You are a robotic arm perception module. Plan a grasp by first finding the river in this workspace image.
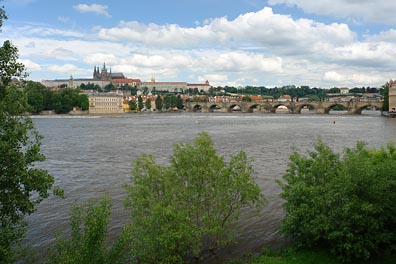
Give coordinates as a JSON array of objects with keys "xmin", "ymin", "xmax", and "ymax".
[{"xmin": 25, "ymin": 112, "xmax": 396, "ymax": 262}]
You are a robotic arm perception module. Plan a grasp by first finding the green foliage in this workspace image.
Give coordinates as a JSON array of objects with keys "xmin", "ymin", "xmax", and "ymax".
[
  {"xmin": 235, "ymin": 247, "xmax": 396, "ymax": 264},
  {"xmin": 176, "ymin": 94, "xmax": 183, "ymax": 109},
  {"xmin": 0, "ymin": 40, "xmax": 26, "ymax": 98},
  {"xmin": 137, "ymin": 95, "xmax": 143, "ymax": 111},
  {"xmin": 104, "ymin": 83, "xmax": 115, "ymax": 92},
  {"xmin": 235, "ymin": 248, "xmax": 339, "ymax": 264},
  {"xmin": 279, "ymin": 140, "xmax": 396, "ymax": 262},
  {"xmin": 155, "ymin": 95, "xmax": 163, "ymax": 111},
  {"xmin": 242, "ymin": 96, "xmax": 252, "ymax": 102},
  {"xmin": 327, "ymin": 87, "xmax": 340, "ymax": 94},
  {"xmin": 0, "ymin": 9, "xmax": 58, "ymax": 261},
  {"xmin": 128, "ymin": 99, "xmax": 137, "ymax": 111},
  {"xmin": 125, "ymin": 132, "xmax": 265, "ymax": 263},
  {"xmin": 24, "ymin": 81, "xmax": 89, "ymax": 114},
  {"xmin": 164, "ymin": 94, "xmax": 172, "ymax": 109},
  {"xmin": 24, "ymin": 81, "xmax": 48, "ymax": 113},
  {"xmin": 382, "ymin": 80, "xmax": 392, "ymax": 111},
  {"xmin": 47, "ymin": 196, "xmax": 128, "ymax": 264},
  {"xmin": 145, "ymin": 98, "xmax": 151, "ymax": 109},
  {"xmin": 0, "ymin": 87, "xmax": 56, "ymax": 262},
  {"xmin": 51, "ymin": 88, "xmax": 87, "ymax": 114},
  {"xmin": 77, "ymin": 94, "xmax": 89, "ymax": 111}
]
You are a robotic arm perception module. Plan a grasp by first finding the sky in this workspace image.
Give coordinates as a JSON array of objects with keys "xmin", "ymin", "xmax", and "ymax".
[{"xmin": 1, "ymin": 0, "xmax": 396, "ymax": 88}]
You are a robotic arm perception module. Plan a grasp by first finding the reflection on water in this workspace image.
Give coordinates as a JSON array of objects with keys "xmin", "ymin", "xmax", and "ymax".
[{"xmin": 26, "ymin": 113, "xmax": 396, "ymax": 261}]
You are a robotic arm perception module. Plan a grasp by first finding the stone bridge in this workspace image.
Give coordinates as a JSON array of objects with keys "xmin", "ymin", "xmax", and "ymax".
[{"xmin": 184, "ymin": 100, "xmax": 383, "ymax": 114}]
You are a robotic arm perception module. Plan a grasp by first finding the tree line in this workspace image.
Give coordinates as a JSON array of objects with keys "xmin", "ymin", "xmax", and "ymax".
[
  {"xmin": 128, "ymin": 94, "xmax": 184, "ymax": 111},
  {"xmin": 24, "ymin": 81, "xmax": 89, "ymax": 114}
]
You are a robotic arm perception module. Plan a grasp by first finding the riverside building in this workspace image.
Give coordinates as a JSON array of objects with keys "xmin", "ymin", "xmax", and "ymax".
[
  {"xmin": 88, "ymin": 92, "xmax": 124, "ymax": 114},
  {"xmin": 390, "ymin": 81, "xmax": 396, "ymax": 113}
]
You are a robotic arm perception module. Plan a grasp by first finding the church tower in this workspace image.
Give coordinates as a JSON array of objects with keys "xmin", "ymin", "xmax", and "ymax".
[
  {"xmin": 100, "ymin": 62, "xmax": 108, "ymax": 81},
  {"xmin": 93, "ymin": 66, "xmax": 100, "ymax": 80}
]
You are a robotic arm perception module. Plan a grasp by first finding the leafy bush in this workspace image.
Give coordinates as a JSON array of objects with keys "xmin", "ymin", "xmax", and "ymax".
[
  {"xmin": 279, "ymin": 140, "xmax": 396, "ymax": 262},
  {"xmin": 47, "ymin": 196, "xmax": 128, "ymax": 264},
  {"xmin": 125, "ymin": 132, "xmax": 265, "ymax": 263}
]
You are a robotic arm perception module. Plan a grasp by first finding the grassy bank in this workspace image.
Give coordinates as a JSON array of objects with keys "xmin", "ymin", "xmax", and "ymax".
[{"xmin": 233, "ymin": 248, "xmax": 396, "ymax": 264}]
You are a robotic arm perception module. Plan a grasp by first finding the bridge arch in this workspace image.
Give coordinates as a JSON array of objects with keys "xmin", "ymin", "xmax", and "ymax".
[
  {"xmin": 209, "ymin": 104, "xmax": 222, "ymax": 112},
  {"xmin": 324, "ymin": 103, "xmax": 348, "ymax": 114},
  {"xmin": 192, "ymin": 104, "xmax": 202, "ymax": 112},
  {"xmin": 248, "ymin": 104, "xmax": 261, "ymax": 112},
  {"xmin": 294, "ymin": 103, "xmax": 316, "ymax": 114},
  {"xmin": 354, "ymin": 104, "xmax": 382, "ymax": 114},
  {"xmin": 272, "ymin": 104, "xmax": 291, "ymax": 113},
  {"xmin": 228, "ymin": 104, "xmax": 242, "ymax": 112}
]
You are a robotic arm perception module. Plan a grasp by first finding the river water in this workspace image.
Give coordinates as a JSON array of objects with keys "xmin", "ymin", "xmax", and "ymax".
[{"xmin": 25, "ymin": 112, "xmax": 396, "ymax": 262}]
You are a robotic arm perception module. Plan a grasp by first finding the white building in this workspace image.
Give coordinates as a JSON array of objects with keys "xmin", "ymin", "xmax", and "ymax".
[
  {"xmin": 88, "ymin": 93, "xmax": 124, "ymax": 114},
  {"xmin": 390, "ymin": 81, "xmax": 396, "ymax": 112},
  {"xmin": 340, "ymin": 87, "xmax": 349, "ymax": 95}
]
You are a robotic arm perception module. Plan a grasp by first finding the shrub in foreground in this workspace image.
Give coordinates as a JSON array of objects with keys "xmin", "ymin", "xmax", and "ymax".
[
  {"xmin": 47, "ymin": 196, "xmax": 128, "ymax": 264},
  {"xmin": 125, "ymin": 132, "xmax": 266, "ymax": 263},
  {"xmin": 279, "ymin": 140, "xmax": 396, "ymax": 262}
]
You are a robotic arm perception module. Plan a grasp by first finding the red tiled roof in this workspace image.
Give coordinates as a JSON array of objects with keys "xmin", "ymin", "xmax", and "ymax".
[
  {"xmin": 111, "ymin": 78, "xmax": 141, "ymax": 83},
  {"xmin": 142, "ymin": 82, "xmax": 187, "ymax": 85},
  {"xmin": 187, "ymin": 83, "xmax": 210, "ymax": 86}
]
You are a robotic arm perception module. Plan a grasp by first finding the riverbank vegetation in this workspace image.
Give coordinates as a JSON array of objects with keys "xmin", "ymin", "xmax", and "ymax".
[
  {"xmin": 0, "ymin": 4, "xmax": 62, "ymax": 262},
  {"xmin": 24, "ymin": 81, "xmax": 89, "ymax": 114},
  {"xmin": 47, "ymin": 132, "xmax": 265, "ymax": 263},
  {"xmin": 234, "ymin": 248, "xmax": 396, "ymax": 264},
  {"xmin": 278, "ymin": 140, "xmax": 396, "ymax": 263},
  {"xmin": 43, "ymin": 138, "xmax": 396, "ymax": 264}
]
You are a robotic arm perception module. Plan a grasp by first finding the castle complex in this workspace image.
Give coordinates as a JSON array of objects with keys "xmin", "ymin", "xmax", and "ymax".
[
  {"xmin": 92, "ymin": 63, "xmax": 125, "ymax": 81},
  {"xmin": 41, "ymin": 63, "xmax": 211, "ymax": 93}
]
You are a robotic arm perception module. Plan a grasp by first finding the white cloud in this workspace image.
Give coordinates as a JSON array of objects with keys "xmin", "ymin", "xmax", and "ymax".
[
  {"xmin": 98, "ymin": 7, "xmax": 355, "ymax": 54},
  {"xmin": 19, "ymin": 59, "xmax": 41, "ymax": 72},
  {"xmin": 324, "ymin": 70, "xmax": 384, "ymax": 85},
  {"xmin": 3, "ymin": 6, "xmax": 396, "ymax": 88},
  {"xmin": 73, "ymin": 4, "xmax": 111, "ymax": 18},
  {"xmin": 268, "ymin": 0, "xmax": 396, "ymax": 25},
  {"xmin": 47, "ymin": 64, "xmax": 77, "ymax": 73},
  {"xmin": 58, "ymin": 16, "xmax": 70, "ymax": 23}
]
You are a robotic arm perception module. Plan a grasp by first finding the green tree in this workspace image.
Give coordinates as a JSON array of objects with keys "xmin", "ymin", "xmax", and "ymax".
[
  {"xmin": 77, "ymin": 94, "xmax": 89, "ymax": 111},
  {"xmin": 164, "ymin": 94, "xmax": 172, "ymax": 110},
  {"xmin": 242, "ymin": 95, "xmax": 252, "ymax": 102},
  {"xmin": 25, "ymin": 81, "xmax": 45, "ymax": 113},
  {"xmin": 47, "ymin": 196, "xmax": 128, "ymax": 264},
  {"xmin": 1, "ymin": 7, "xmax": 59, "ymax": 261},
  {"xmin": 176, "ymin": 94, "xmax": 183, "ymax": 109},
  {"xmin": 137, "ymin": 95, "xmax": 143, "ymax": 111},
  {"xmin": 145, "ymin": 98, "xmax": 151, "ymax": 110},
  {"xmin": 0, "ymin": 34, "xmax": 59, "ymax": 263},
  {"xmin": 51, "ymin": 88, "xmax": 82, "ymax": 114},
  {"xmin": 279, "ymin": 140, "xmax": 396, "ymax": 262},
  {"xmin": 0, "ymin": 40, "xmax": 26, "ymax": 98},
  {"xmin": 104, "ymin": 83, "xmax": 115, "ymax": 92},
  {"xmin": 24, "ymin": 81, "xmax": 56, "ymax": 113},
  {"xmin": 327, "ymin": 87, "xmax": 340, "ymax": 94},
  {"xmin": 155, "ymin": 95, "xmax": 163, "ymax": 111},
  {"xmin": 125, "ymin": 132, "xmax": 265, "ymax": 262},
  {"xmin": 381, "ymin": 80, "xmax": 392, "ymax": 111},
  {"xmin": 128, "ymin": 99, "xmax": 137, "ymax": 111}
]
